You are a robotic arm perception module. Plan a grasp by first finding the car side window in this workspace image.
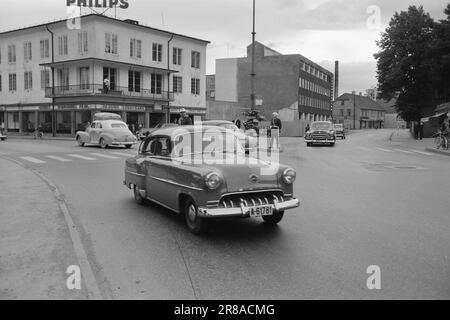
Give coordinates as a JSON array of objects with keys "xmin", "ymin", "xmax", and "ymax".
[
  {"xmin": 96, "ymin": 122, "xmax": 102, "ymax": 129},
  {"xmin": 140, "ymin": 136, "xmax": 172, "ymax": 157},
  {"xmin": 91, "ymin": 122, "xmax": 96, "ymax": 128}
]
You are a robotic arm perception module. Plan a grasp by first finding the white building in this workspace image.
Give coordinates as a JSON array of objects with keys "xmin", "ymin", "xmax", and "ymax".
[{"xmin": 0, "ymin": 14, "xmax": 209, "ymax": 134}]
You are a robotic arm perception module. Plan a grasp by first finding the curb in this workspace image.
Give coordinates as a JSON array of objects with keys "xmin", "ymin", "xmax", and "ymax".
[
  {"xmin": 5, "ymin": 135, "xmax": 75, "ymax": 141},
  {"xmin": 425, "ymin": 147, "xmax": 450, "ymax": 157},
  {"xmin": 0, "ymin": 156, "xmax": 103, "ymax": 299}
]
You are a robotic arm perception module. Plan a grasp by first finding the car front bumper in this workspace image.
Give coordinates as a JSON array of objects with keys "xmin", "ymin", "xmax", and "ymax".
[
  {"xmin": 111, "ymin": 141, "xmax": 137, "ymax": 146},
  {"xmin": 197, "ymin": 197, "xmax": 300, "ymax": 218},
  {"xmin": 305, "ymin": 139, "xmax": 335, "ymax": 143}
]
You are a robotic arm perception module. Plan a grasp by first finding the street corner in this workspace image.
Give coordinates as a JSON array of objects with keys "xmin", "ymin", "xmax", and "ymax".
[{"xmin": 0, "ymin": 158, "xmax": 89, "ymax": 300}]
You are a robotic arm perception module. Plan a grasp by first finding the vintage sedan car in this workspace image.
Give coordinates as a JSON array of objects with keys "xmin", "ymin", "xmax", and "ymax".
[
  {"xmin": 76, "ymin": 119, "xmax": 137, "ymax": 149},
  {"xmin": 202, "ymin": 120, "xmax": 258, "ymax": 153},
  {"xmin": 305, "ymin": 121, "xmax": 336, "ymax": 146},
  {"xmin": 123, "ymin": 125, "xmax": 300, "ymax": 234},
  {"xmin": 334, "ymin": 124, "xmax": 346, "ymax": 139}
]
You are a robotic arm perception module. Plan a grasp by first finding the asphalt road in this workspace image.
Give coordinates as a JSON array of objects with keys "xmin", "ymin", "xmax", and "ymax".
[{"xmin": 1, "ymin": 129, "xmax": 449, "ymax": 299}]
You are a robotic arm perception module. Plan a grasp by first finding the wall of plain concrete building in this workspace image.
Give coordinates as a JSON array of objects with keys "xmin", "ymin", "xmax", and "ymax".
[
  {"xmin": 205, "ymin": 100, "xmax": 246, "ymax": 121},
  {"xmin": 215, "ymin": 58, "xmax": 238, "ymax": 102}
]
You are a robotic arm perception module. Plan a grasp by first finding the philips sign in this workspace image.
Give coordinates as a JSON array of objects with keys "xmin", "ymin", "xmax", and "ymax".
[{"xmin": 66, "ymin": 0, "xmax": 129, "ymax": 9}]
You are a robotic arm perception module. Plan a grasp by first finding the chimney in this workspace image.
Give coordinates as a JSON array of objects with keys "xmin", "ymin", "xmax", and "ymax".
[{"xmin": 334, "ymin": 60, "xmax": 339, "ymax": 100}]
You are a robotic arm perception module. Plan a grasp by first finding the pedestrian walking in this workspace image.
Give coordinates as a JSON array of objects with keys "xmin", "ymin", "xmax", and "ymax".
[
  {"xmin": 0, "ymin": 122, "xmax": 4, "ymax": 135},
  {"xmin": 419, "ymin": 121, "xmax": 424, "ymax": 140},
  {"xmin": 178, "ymin": 108, "xmax": 192, "ymax": 126}
]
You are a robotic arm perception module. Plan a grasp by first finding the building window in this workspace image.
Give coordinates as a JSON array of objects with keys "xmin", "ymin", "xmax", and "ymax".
[
  {"xmin": 173, "ymin": 76, "xmax": 182, "ymax": 93},
  {"xmin": 152, "ymin": 43, "xmax": 163, "ymax": 62},
  {"xmin": 151, "ymin": 74, "xmax": 162, "ymax": 94},
  {"xmin": 173, "ymin": 47, "xmax": 182, "ymax": 65},
  {"xmin": 24, "ymin": 42, "xmax": 32, "ymax": 61},
  {"xmin": 57, "ymin": 68, "xmax": 69, "ymax": 90},
  {"xmin": 105, "ymin": 33, "xmax": 118, "ymax": 54},
  {"xmin": 8, "ymin": 45, "xmax": 16, "ymax": 63},
  {"xmin": 191, "ymin": 78, "xmax": 200, "ymax": 95},
  {"xmin": 78, "ymin": 31, "xmax": 88, "ymax": 54},
  {"xmin": 347, "ymin": 109, "xmax": 352, "ymax": 117},
  {"xmin": 103, "ymin": 67, "xmax": 117, "ymax": 90},
  {"xmin": 130, "ymin": 38, "xmax": 142, "ymax": 58},
  {"xmin": 128, "ymin": 71, "xmax": 141, "ymax": 93},
  {"xmin": 191, "ymin": 51, "xmax": 200, "ymax": 69},
  {"xmin": 40, "ymin": 70, "xmax": 50, "ymax": 89},
  {"xmin": 40, "ymin": 39, "xmax": 49, "ymax": 59},
  {"xmin": 58, "ymin": 35, "xmax": 68, "ymax": 56},
  {"xmin": 79, "ymin": 67, "xmax": 89, "ymax": 90},
  {"xmin": 24, "ymin": 71, "xmax": 33, "ymax": 90},
  {"xmin": 9, "ymin": 73, "xmax": 17, "ymax": 91}
]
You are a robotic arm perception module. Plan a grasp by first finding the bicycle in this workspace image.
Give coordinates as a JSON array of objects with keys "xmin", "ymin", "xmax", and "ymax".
[
  {"xmin": 34, "ymin": 128, "xmax": 43, "ymax": 139},
  {"xmin": 433, "ymin": 130, "xmax": 449, "ymax": 150}
]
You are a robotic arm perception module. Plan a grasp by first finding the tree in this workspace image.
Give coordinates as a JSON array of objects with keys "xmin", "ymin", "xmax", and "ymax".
[
  {"xmin": 430, "ymin": 3, "xmax": 450, "ymax": 104},
  {"xmin": 374, "ymin": 6, "xmax": 436, "ymax": 122}
]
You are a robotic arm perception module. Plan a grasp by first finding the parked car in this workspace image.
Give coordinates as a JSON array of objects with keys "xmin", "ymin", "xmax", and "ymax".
[
  {"xmin": 304, "ymin": 121, "xmax": 336, "ymax": 146},
  {"xmin": 0, "ymin": 133, "xmax": 6, "ymax": 141},
  {"xmin": 124, "ymin": 125, "xmax": 300, "ymax": 234},
  {"xmin": 201, "ymin": 120, "xmax": 258, "ymax": 153},
  {"xmin": 137, "ymin": 123, "xmax": 178, "ymax": 141},
  {"xmin": 334, "ymin": 124, "xmax": 346, "ymax": 139},
  {"xmin": 76, "ymin": 119, "xmax": 137, "ymax": 149}
]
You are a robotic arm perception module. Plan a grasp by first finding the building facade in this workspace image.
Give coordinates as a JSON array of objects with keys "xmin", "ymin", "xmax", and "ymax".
[
  {"xmin": 209, "ymin": 42, "xmax": 334, "ymax": 123},
  {"xmin": 0, "ymin": 14, "xmax": 209, "ymax": 134},
  {"xmin": 333, "ymin": 93, "xmax": 386, "ymax": 129}
]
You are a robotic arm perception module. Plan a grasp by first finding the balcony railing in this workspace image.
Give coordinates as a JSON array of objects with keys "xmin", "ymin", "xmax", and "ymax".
[{"xmin": 45, "ymin": 84, "xmax": 174, "ymax": 101}]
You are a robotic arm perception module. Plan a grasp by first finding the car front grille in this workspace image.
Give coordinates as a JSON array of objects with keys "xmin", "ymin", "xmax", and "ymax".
[
  {"xmin": 311, "ymin": 134, "xmax": 330, "ymax": 140},
  {"xmin": 215, "ymin": 190, "xmax": 288, "ymax": 209}
]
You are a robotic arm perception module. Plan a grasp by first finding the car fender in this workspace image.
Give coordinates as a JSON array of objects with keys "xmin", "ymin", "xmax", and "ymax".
[
  {"xmin": 76, "ymin": 131, "xmax": 90, "ymax": 143},
  {"xmin": 99, "ymin": 133, "xmax": 115, "ymax": 144}
]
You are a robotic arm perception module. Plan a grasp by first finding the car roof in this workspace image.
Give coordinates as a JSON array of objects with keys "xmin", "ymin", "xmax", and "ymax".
[
  {"xmin": 150, "ymin": 125, "xmax": 229, "ymax": 137},
  {"xmin": 202, "ymin": 120, "xmax": 234, "ymax": 125}
]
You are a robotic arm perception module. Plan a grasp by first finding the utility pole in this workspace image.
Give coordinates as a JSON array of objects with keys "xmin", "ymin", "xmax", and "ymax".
[
  {"xmin": 353, "ymin": 91, "xmax": 356, "ymax": 129},
  {"xmin": 250, "ymin": 0, "xmax": 256, "ymax": 111}
]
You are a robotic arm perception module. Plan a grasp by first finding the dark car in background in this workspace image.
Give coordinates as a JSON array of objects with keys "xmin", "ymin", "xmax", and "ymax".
[
  {"xmin": 137, "ymin": 123, "xmax": 178, "ymax": 140},
  {"xmin": 305, "ymin": 121, "xmax": 336, "ymax": 146},
  {"xmin": 334, "ymin": 124, "xmax": 346, "ymax": 139}
]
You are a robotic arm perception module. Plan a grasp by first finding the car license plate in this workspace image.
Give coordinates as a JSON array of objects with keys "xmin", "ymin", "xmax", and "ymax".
[{"xmin": 248, "ymin": 205, "xmax": 273, "ymax": 217}]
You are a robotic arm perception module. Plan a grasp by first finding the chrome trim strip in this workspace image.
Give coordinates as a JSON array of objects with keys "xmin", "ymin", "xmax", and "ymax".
[
  {"xmin": 146, "ymin": 197, "xmax": 179, "ymax": 213},
  {"xmin": 150, "ymin": 176, "xmax": 203, "ymax": 191},
  {"xmin": 126, "ymin": 170, "xmax": 146, "ymax": 177},
  {"xmin": 220, "ymin": 189, "xmax": 283, "ymax": 198}
]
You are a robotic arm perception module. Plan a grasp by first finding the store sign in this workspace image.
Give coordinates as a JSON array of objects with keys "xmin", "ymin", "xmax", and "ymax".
[{"xmin": 66, "ymin": 0, "xmax": 129, "ymax": 9}]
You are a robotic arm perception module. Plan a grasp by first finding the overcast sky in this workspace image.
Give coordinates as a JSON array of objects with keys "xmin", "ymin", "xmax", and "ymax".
[{"xmin": 0, "ymin": 0, "xmax": 447, "ymax": 94}]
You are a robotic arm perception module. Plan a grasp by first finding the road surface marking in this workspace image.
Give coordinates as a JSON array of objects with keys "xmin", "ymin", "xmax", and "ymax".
[
  {"xmin": 67, "ymin": 154, "xmax": 97, "ymax": 161},
  {"xmin": 19, "ymin": 156, "xmax": 46, "ymax": 164},
  {"xmin": 393, "ymin": 148, "xmax": 413, "ymax": 154},
  {"xmin": 411, "ymin": 150, "xmax": 434, "ymax": 156},
  {"xmin": 45, "ymin": 155, "xmax": 72, "ymax": 162},
  {"xmin": 376, "ymin": 148, "xmax": 394, "ymax": 153},
  {"xmin": 90, "ymin": 153, "xmax": 120, "ymax": 159},
  {"xmin": 110, "ymin": 152, "xmax": 135, "ymax": 157}
]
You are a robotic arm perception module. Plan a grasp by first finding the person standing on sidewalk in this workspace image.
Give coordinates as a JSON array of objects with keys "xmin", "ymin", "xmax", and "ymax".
[
  {"xmin": 0, "ymin": 122, "xmax": 4, "ymax": 136},
  {"xmin": 270, "ymin": 112, "xmax": 282, "ymax": 150},
  {"xmin": 178, "ymin": 108, "xmax": 192, "ymax": 126},
  {"xmin": 419, "ymin": 121, "xmax": 424, "ymax": 140}
]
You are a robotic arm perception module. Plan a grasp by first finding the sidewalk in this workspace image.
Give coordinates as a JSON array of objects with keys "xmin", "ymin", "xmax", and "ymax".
[
  {"xmin": 388, "ymin": 129, "xmax": 450, "ymax": 156},
  {"xmin": 5, "ymin": 133, "xmax": 75, "ymax": 141},
  {"xmin": 0, "ymin": 157, "xmax": 89, "ymax": 299}
]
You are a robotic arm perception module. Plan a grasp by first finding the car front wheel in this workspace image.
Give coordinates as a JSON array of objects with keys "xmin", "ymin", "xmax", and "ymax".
[
  {"xmin": 77, "ymin": 136, "xmax": 85, "ymax": 147},
  {"xmin": 184, "ymin": 198, "xmax": 206, "ymax": 235},
  {"xmin": 262, "ymin": 211, "xmax": 284, "ymax": 225}
]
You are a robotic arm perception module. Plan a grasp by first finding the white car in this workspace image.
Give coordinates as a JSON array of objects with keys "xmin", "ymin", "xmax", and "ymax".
[
  {"xmin": 76, "ymin": 120, "xmax": 137, "ymax": 149},
  {"xmin": 201, "ymin": 120, "xmax": 258, "ymax": 153}
]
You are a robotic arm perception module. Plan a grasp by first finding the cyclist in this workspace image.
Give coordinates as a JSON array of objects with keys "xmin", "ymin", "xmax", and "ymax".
[{"xmin": 34, "ymin": 125, "xmax": 43, "ymax": 139}]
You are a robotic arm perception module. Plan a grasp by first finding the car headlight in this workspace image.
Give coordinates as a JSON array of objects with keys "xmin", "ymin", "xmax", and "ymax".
[
  {"xmin": 282, "ymin": 168, "xmax": 296, "ymax": 184},
  {"xmin": 205, "ymin": 172, "xmax": 222, "ymax": 190}
]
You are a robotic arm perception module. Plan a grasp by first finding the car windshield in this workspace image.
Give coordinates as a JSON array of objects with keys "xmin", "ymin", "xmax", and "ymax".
[
  {"xmin": 110, "ymin": 123, "xmax": 127, "ymax": 129},
  {"xmin": 172, "ymin": 132, "xmax": 244, "ymax": 156},
  {"xmin": 334, "ymin": 125, "xmax": 343, "ymax": 129},
  {"xmin": 311, "ymin": 122, "xmax": 333, "ymax": 130}
]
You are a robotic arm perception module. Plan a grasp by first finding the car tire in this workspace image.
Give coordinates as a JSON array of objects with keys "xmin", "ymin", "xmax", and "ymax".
[
  {"xmin": 77, "ymin": 136, "xmax": 85, "ymax": 147},
  {"xmin": 100, "ymin": 138, "xmax": 107, "ymax": 149},
  {"xmin": 306, "ymin": 142, "xmax": 311, "ymax": 147},
  {"xmin": 125, "ymin": 145, "xmax": 132, "ymax": 149},
  {"xmin": 184, "ymin": 198, "xmax": 206, "ymax": 235},
  {"xmin": 262, "ymin": 211, "xmax": 284, "ymax": 225},
  {"xmin": 133, "ymin": 186, "xmax": 145, "ymax": 205}
]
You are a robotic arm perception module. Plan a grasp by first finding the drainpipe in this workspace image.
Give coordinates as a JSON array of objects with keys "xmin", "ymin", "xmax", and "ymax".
[
  {"xmin": 45, "ymin": 24, "xmax": 56, "ymax": 137},
  {"xmin": 166, "ymin": 33, "xmax": 174, "ymax": 123}
]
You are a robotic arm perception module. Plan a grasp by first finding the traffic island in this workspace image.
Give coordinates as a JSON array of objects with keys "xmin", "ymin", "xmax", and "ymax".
[{"xmin": 0, "ymin": 158, "xmax": 90, "ymax": 299}]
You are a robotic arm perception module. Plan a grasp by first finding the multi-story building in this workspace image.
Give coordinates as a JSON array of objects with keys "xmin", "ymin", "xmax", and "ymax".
[
  {"xmin": 333, "ymin": 93, "xmax": 386, "ymax": 129},
  {"xmin": 0, "ymin": 14, "xmax": 209, "ymax": 134},
  {"xmin": 210, "ymin": 41, "xmax": 334, "ymax": 123}
]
